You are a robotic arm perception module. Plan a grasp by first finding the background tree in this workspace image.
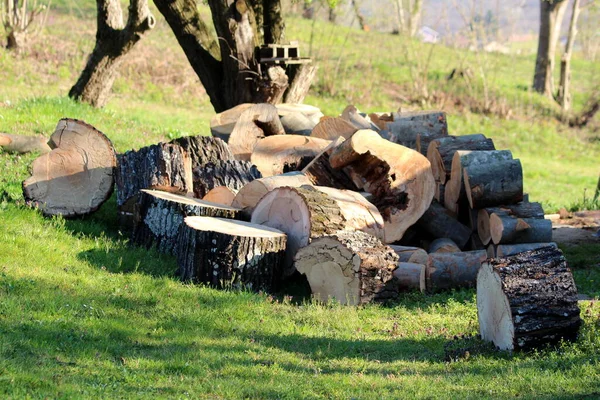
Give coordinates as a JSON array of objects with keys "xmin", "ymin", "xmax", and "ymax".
[
  {"xmin": 393, "ymin": 0, "xmax": 422, "ymax": 36},
  {"xmin": 556, "ymin": 0, "xmax": 581, "ymax": 111},
  {"xmin": 1, "ymin": 0, "xmax": 48, "ymax": 51},
  {"xmin": 532, "ymin": 0, "xmax": 568, "ymax": 97},
  {"xmin": 69, "ymin": 0, "xmax": 156, "ymax": 107}
]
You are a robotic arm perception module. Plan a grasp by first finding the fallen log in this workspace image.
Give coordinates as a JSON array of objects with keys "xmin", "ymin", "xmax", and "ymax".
[
  {"xmin": 329, "ymin": 129, "xmax": 436, "ymax": 243},
  {"xmin": 477, "ymin": 246, "xmax": 581, "ymax": 351},
  {"xmin": 294, "ymin": 230, "xmax": 399, "ymax": 305},
  {"xmin": 23, "ymin": 119, "xmax": 116, "ymax": 217},
  {"xmin": 0, "ymin": 133, "xmax": 51, "ymax": 154},
  {"xmin": 251, "ymin": 135, "xmax": 330, "ymax": 177},
  {"xmin": 171, "ymin": 136, "xmax": 234, "ymax": 169},
  {"xmin": 385, "ymin": 110, "xmax": 448, "ymax": 152},
  {"xmin": 388, "ymin": 245, "xmax": 428, "ymax": 264},
  {"xmin": 490, "ymin": 214, "xmax": 553, "ymax": 245},
  {"xmin": 193, "ymin": 160, "xmax": 261, "ymax": 198},
  {"xmin": 251, "ymin": 185, "xmax": 385, "ymax": 276},
  {"xmin": 464, "ymin": 159, "xmax": 523, "ymax": 209},
  {"xmin": 426, "ymin": 250, "xmax": 487, "ymax": 292},
  {"xmin": 276, "ymin": 103, "xmax": 323, "ymax": 126},
  {"xmin": 428, "ymin": 238, "xmax": 461, "ymax": 253},
  {"xmin": 393, "ymin": 262, "xmax": 426, "ymax": 293},
  {"xmin": 279, "ymin": 112, "xmax": 315, "ymax": 135},
  {"xmin": 477, "ymin": 202, "xmax": 546, "ymax": 245},
  {"xmin": 310, "ymin": 117, "xmax": 357, "ymax": 140},
  {"xmin": 231, "ymin": 171, "xmax": 313, "ymax": 210},
  {"xmin": 301, "ymin": 137, "xmax": 359, "ymax": 191},
  {"xmin": 132, "ymin": 189, "xmax": 245, "ymax": 255},
  {"xmin": 202, "ymin": 186, "xmax": 237, "ymax": 206},
  {"xmin": 210, "ymin": 103, "xmax": 253, "ymax": 142},
  {"xmin": 228, "ymin": 103, "xmax": 286, "ymax": 161},
  {"xmin": 494, "ymin": 242, "xmax": 558, "ymax": 257},
  {"xmin": 415, "ymin": 200, "xmax": 471, "ymax": 249},
  {"xmin": 176, "ymin": 216, "xmax": 286, "ymax": 292}
]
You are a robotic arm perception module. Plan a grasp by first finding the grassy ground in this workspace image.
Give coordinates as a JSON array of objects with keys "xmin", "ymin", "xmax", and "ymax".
[{"xmin": 1, "ymin": 3, "xmax": 600, "ymax": 398}]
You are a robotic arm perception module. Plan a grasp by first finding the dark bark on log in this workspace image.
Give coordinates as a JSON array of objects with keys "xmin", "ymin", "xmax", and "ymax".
[
  {"xmin": 495, "ymin": 242, "xmax": 558, "ymax": 258},
  {"xmin": 132, "ymin": 189, "xmax": 245, "ymax": 254},
  {"xmin": 490, "ymin": 214, "xmax": 553, "ymax": 245},
  {"xmin": 176, "ymin": 216, "xmax": 287, "ymax": 292},
  {"xmin": 193, "ymin": 160, "xmax": 261, "ymax": 198},
  {"xmin": 385, "ymin": 110, "xmax": 448, "ymax": 152},
  {"xmin": 477, "ymin": 246, "xmax": 581, "ymax": 351},
  {"xmin": 426, "ymin": 250, "xmax": 487, "ymax": 293},
  {"xmin": 416, "ymin": 200, "xmax": 471, "ymax": 249},
  {"xmin": 464, "ymin": 159, "xmax": 523, "ymax": 209},
  {"xmin": 478, "ymin": 202, "xmax": 545, "ymax": 245},
  {"xmin": 393, "ymin": 262, "xmax": 426, "ymax": 293},
  {"xmin": 170, "ymin": 135, "xmax": 234, "ymax": 169},
  {"xmin": 295, "ymin": 230, "xmax": 399, "ymax": 305},
  {"xmin": 428, "ymin": 238, "xmax": 461, "ymax": 253}
]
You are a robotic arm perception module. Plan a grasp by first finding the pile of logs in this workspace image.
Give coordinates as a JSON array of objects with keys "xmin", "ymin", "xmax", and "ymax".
[{"xmin": 21, "ymin": 105, "xmax": 582, "ymax": 349}]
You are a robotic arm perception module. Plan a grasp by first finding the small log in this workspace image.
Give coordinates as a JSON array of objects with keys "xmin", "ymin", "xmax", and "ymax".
[
  {"xmin": 301, "ymin": 137, "xmax": 359, "ymax": 191},
  {"xmin": 132, "ymin": 189, "xmax": 245, "ymax": 255},
  {"xmin": 251, "ymin": 135, "xmax": 330, "ymax": 177},
  {"xmin": 428, "ymin": 238, "xmax": 461, "ymax": 253},
  {"xmin": 193, "ymin": 160, "xmax": 261, "ymax": 198},
  {"xmin": 415, "ymin": 200, "xmax": 471, "ymax": 249},
  {"xmin": 427, "ymin": 134, "xmax": 494, "ymax": 184},
  {"xmin": 0, "ymin": 133, "xmax": 51, "ymax": 154},
  {"xmin": 329, "ymin": 129, "xmax": 436, "ymax": 243},
  {"xmin": 386, "ymin": 110, "xmax": 448, "ymax": 152},
  {"xmin": 426, "ymin": 250, "xmax": 487, "ymax": 292},
  {"xmin": 170, "ymin": 136, "xmax": 234, "ymax": 169},
  {"xmin": 294, "ymin": 230, "xmax": 399, "ymax": 305},
  {"xmin": 478, "ymin": 202, "xmax": 545, "ymax": 245},
  {"xmin": 445, "ymin": 150, "xmax": 513, "ymax": 211},
  {"xmin": 495, "ymin": 242, "xmax": 558, "ymax": 257},
  {"xmin": 341, "ymin": 105, "xmax": 378, "ymax": 131},
  {"xmin": 279, "ymin": 113, "xmax": 315, "ymax": 135},
  {"xmin": 203, "ymin": 186, "xmax": 237, "ymax": 206},
  {"xmin": 310, "ymin": 117, "xmax": 357, "ymax": 140},
  {"xmin": 388, "ymin": 245, "xmax": 428, "ymax": 265},
  {"xmin": 228, "ymin": 103, "xmax": 285, "ymax": 161},
  {"xmin": 276, "ymin": 103, "xmax": 323, "ymax": 126},
  {"xmin": 23, "ymin": 119, "xmax": 116, "ymax": 217},
  {"xmin": 176, "ymin": 216, "xmax": 286, "ymax": 292},
  {"xmin": 283, "ymin": 63, "xmax": 318, "ymax": 104},
  {"xmin": 393, "ymin": 262, "xmax": 426, "ymax": 293},
  {"xmin": 210, "ymin": 103, "xmax": 253, "ymax": 142},
  {"xmin": 231, "ymin": 171, "xmax": 313, "ymax": 210},
  {"xmin": 477, "ymin": 246, "xmax": 581, "ymax": 351},
  {"xmin": 251, "ymin": 185, "xmax": 385, "ymax": 276},
  {"xmin": 490, "ymin": 214, "xmax": 553, "ymax": 245},
  {"xmin": 464, "ymin": 159, "xmax": 524, "ymax": 209}
]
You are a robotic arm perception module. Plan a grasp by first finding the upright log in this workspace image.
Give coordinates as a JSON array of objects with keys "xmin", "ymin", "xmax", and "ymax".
[
  {"xmin": 464, "ymin": 159, "xmax": 524, "ymax": 209},
  {"xmin": 294, "ymin": 230, "xmax": 399, "ymax": 305},
  {"xmin": 231, "ymin": 172, "xmax": 313, "ymax": 210},
  {"xmin": 193, "ymin": 160, "xmax": 261, "ymax": 198},
  {"xmin": 415, "ymin": 200, "xmax": 471, "ymax": 249},
  {"xmin": 23, "ymin": 119, "xmax": 116, "ymax": 217},
  {"xmin": 329, "ymin": 129, "xmax": 436, "ymax": 243},
  {"xmin": 426, "ymin": 250, "xmax": 487, "ymax": 292},
  {"xmin": 490, "ymin": 214, "xmax": 553, "ymax": 245},
  {"xmin": 177, "ymin": 216, "xmax": 287, "ymax": 292},
  {"xmin": 477, "ymin": 246, "xmax": 581, "ymax": 351}
]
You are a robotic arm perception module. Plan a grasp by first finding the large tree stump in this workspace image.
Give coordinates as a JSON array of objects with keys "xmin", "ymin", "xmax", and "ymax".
[
  {"xmin": 193, "ymin": 160, "xmax": 261, "ymax": 198},
  {"xmin": 464, "ymin": 159, "xmax": 524, "ymax": 209},
  {"xmin": 22, "ymin": 119, "xmax": 116, "ymax": 217},
  {"xmin": 415, "ymin": 200, "xmax": 471, "ymax": 249},
  {"xmin": 231, "ymin": 172, "xmax": 313, "ymax": 210},
  {"xmin": 477, "ymin": 246, "xmax": 581, "ymax": 351},
  {"xmin": 251, "ymin": 185, "xmax": 384, "ymax": 276},
  {"xmin": 426, "ymin": 250, "xmax": 487, "ymax": 292},
  {"xmin": 490, "ymin": 214, "xmax": 553, "ymax": 245},
  {"xmin": 171, "ymin": 135, "xmax": 234, "ymax": 168},
  {"xmin": 132, "ymin": 189, "xmax": 245, "ymax": 255},
  {"xmin": 294, "ymin": 230, "xmax": 399, "ymax": 305},
  {"xmin": 176, "ymin": 216, "xmax": 287, "ymax": 292},
  {"xmin": 329, "ymin": 129, "xmax": 436, "ymax": 243},
  {"xmin": 251, "ymin": 135, "xmax": 330, "ymax": 177},
  {"xmin": 310, "ymin": 117, "xmax": 357, "ymax": 140}
]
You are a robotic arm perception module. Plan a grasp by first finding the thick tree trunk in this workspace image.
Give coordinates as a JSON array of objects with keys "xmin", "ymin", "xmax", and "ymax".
[
  {"xmin": 533, "ymin": 0, "xmax": 568, "ymax": 96},
  {"xmin": 557, "ymin": 0, "xmax": 581, "ymax": 111},
  {"xmin": 192, "ymin": 160, "xmax": 261, "ymax": 198},
  {"xmin": 295, "ymin": 230, "xmax": 399, "ymax": 305},
  {"xmin": 477, "ymin": 246, "xmax": 581, "ymax": 351},
  {"xmin": 69, "ymin": 0, "xmax": 156, "ymax": 107}
]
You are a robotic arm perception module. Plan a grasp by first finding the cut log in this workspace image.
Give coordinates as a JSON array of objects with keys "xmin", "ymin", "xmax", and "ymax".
[
  {"xmin": 428, "ymin": 238, "xmax": 461, "ymax": 253},
  {"xmin": 329, "ymin": 129, "xmax": 436, "ymax": 243},
  {"xmin": 426, "ymin": 250, "xmax": 487, "ymax": 292},
  {"xmin": 490, "ymin": 214, "xmax": 553, "ymax": 245},
  {"xmin": 22, "ymin": 119, "xmax": 116, "ymax": 217},
  {"xmin": 464, "ymin": 159, "xmax": 523, "ymax": 209},
  {"xmin": 301, "ymin": 137, "xmax": 359, "ymax": 191},
  {"xmin": 385, "ymin": 110, "xmax": 448, "ymax": 152},
  {"xmin": 487, "ymin": 245, "xmax": 497, "ymax": 258},
  {"xmin": 393, "ymin": 262, "xmax": 426, "ymax": 293},
  {"xmin": 193, "ymin": 160, "xmax": 261, "ymax": 198},
  {"xmin": 176, "ymin": 216, "xmax": 286, "ymax": 292},
  {"xmin": 202, "ymin": 186, "xmax": 237, "ymax": 206},
  {"xmin": 251, "ymin": 185, "xmax": 385, "ymax": 276},
  {"xmin": 210, "ymin": 103, "xmax": 253, "ymax": 142},
  {"xmin": 228, "ymin": 103, "xmax": 286, "ymax": 161},
  {"xmin": 283, "ymin": 63, "xmax": 318, "ymax": 104},
  {"xmin": 388, "ymin": 245, "xmax": 428, "ymax": 265},
  {"xmin": 279, "ymin": 113, "xmax": 315, "ymax": 135},
  {"xmin": 341, "ymin": 105, "xmax": 378, "ymax": 131},
  {"xmin": 251, "ymin": 135, "xmax": 330, "ymax": 177},
  {"xmin": 368, "ymin": 112, "xmax": 393, "ymax": 131},
  {"xmin": 132, "ymin": 189, "xmax": 245, "ymax": 255},
  {"xmin": 415, "ymin": 200, "xmax": 471, "ymax": 249},
  {"xmin": 427, "ymin": 134, "xmax": 494, "ymax": 184},
  {"xmin": 435, "ymin": 183, "xmax": 445, "ymax": 204},
  {"xmin": 310, "ymin": 117, "xmax": 357, "ymax": 140},
  {"xmin": 231, "ymin": 171, "xmax": 313, "ymax": 210},
  {"xmin": 170, "ymin": 136, "xmax": 234, "ymax": 169},
  {"xmin": 294, "ymin": 230, "xmax": 399, "ymax": 305},
  {"xmin": 0, "ymin": 133, "xmax": 51, "ymax": 154},
  {"xmin": 445, "ymin": 150, "xmax": 513, "ymax": 211},
  {"xmin": 478, "ymin": 202, "xmax": 545, "ymax": 245},
  {"xmin": 276, "ymin": 103, "xmax": 323, "ymax": 125},
  {"xmin": 477, "ymin": 246, "xmax": 581, "ymax": 351},
  {"xmin": 416, "ymin": 133, "xmax": 447, "ymax": 156},
  {"xmin": 495, "ymin": 242, "xmax": 558, "ymax": 257}
]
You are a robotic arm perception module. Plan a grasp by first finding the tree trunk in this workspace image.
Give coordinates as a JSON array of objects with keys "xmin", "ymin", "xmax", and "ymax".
[
  {"xmin": 477, "ymin": 246, "xmax": 581, "ymax": 351},
  {"xmin": 192, "ymin": 160, "xmax": 261, "ymax": 198},
  {"xmin": 295, "ymin": 230, "xmax": 399, "ymax": 305},
  {"xmin": 283, "ymin": 63, "xmax": 318, "ymax": 104},
  {"xmin": 351, "ymin": 0, "xmax": 369, "ymax": 31},
  {"xmin": 408, "ymin": 0, "xmax": 422, "ymax": 37},
  {"xmin": 533, "ymin": 0, "xmax": 568, "ymax": 96},
  {"xmin": 22, "ymin": 119, "xmax": 117, "ymax": 217},
  {"xmin": 176, "ymin": 216, "xmax": 287, "ymax": 292},
  {"xmin": 557, "ymin": 0, "xmax": 581, "ymax": 111},
  {"xmin": 69, "ymin": 0, "xmax": 156, "ymax": 107}
]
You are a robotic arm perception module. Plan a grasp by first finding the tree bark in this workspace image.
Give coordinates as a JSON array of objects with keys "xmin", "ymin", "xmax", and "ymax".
[
  {"xmin": 170, "ymin": 135, "xmax": 234, "ymax": 169},
  {"xmin": 415, "ymin": 200, "xmax": 471, "ymax": 249},
  {"xmin": 464, "ymin": 159, "xmax": 523, "ymax": 209},
  {"xmin": 533, "ymin": 0, "xmax": 568, "ymax": 96},
  {"xmin": 557, "ymin": 0, "xmax": 581, "ymax": 110},
  {"xmin": 192, "ymin": 160, "xmax": 261, "ymax": 198},
  {"xmin": 69, "ymin": 0, "xmax": 156, "ymax": 107},
  {"xmin": 426, "ymin": 250, "xmax": 487, "ymax": 293},
  {"xmin": 384, "ymin": 110, "xmax": 448, "ymax": 153},
  {"xmin": 490, "ymin": 214, "xmax": 553, "ymax": 245}
]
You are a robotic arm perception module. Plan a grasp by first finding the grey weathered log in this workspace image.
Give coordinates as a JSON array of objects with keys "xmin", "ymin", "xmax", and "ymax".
[
  {"xmin": 193, "ymin": 160, "xmax": 261, "ymax": 198},
  {"xmin": 171, "ymin": 135, "xmax": 234, "ymax": 169},
  {"xmin": 393, "ymin": 262, "xmax": 426, "ymax": 293},
  {"xmin": 132, "ymin": 189, "xmax": 245, "ymax": 255},
  {"xmin": 283, "ymin": 63, "xmax": 318, "ymax": 104},
  {"xmin": 464, "ymin": 159, "xmax": 523, "ymax": 209},
  {"xmin": 416, "ymin": 200, "xmax": 471, "ymax": 249},
  {"xmin": 385, "ymin": 110, "xmax": 448, "ymax": 152},
  {"xmin": 490, "ymin": 214, "xmax": 553, "ymax": 245},
  {"xmin": 176, "ymin": 216, "xmax": 286, "ymax": 292},
  {"xmin": 495, "ymin": 242, "xmax": 558, "ymax": 258},
  {"xmin": 426, "ymin": 250, "xmax": 487, "ymax": 292},
  {"xmin": 428, "ymin": 238, "xmax": 461, "ymax": 253},
  {"xmin": 477, "ymin": 246, "xmax": 581, "ymax": 351},
  {"xmin": 388, "ymin": 245, "xmax": 428, "ymax": 265}
]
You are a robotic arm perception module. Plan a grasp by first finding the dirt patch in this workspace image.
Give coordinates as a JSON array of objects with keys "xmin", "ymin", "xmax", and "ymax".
[{"xmin": 551, "ymin": 210, "xmax": 600, "ymax": 246}]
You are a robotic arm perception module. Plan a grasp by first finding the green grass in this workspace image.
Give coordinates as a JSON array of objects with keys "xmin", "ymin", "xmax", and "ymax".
[{"xmin": 1, "ymin": 4, "xmax": 600, "ymax": 399}]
